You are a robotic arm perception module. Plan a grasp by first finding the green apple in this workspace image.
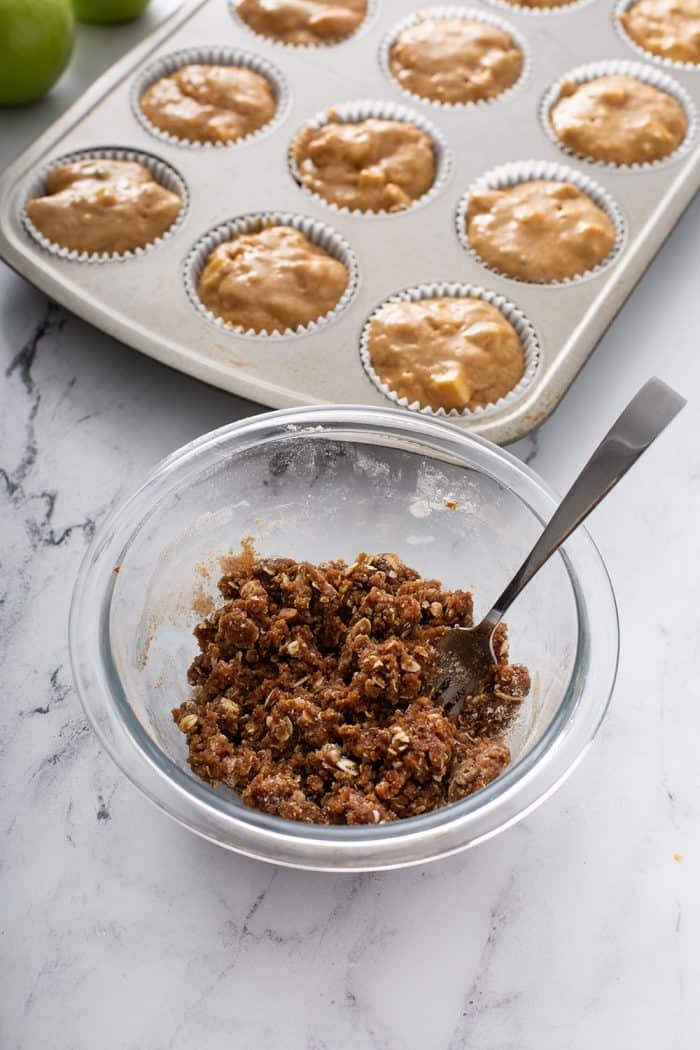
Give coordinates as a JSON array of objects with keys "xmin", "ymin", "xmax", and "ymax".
[
  {"xmin": 71, "ymin": 0, "xmax": 151, "ymax": 23},
  {"xmin": 0, "ymin": 0, "xmax": 75, "ymax": 106}
]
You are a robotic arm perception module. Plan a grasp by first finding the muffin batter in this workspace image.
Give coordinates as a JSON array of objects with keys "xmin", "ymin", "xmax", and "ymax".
[
  {"xmin": 173, "ymin": 548, "xmax": 530, "ymax": 824},
  {"xmin": 140, "ymin": 64, "xmax": 277, "ymax": 144},
  {"xmin": 504, "ymin": 0, "xmax": 576, "ymax": 8},
  {"xmin": 389, "ymin": 15, "xmax": 523, "ymax": 105},
  {"xmin": 292, "ymin": 117, "xmax": 436, "ymax": 212},
  {"xmin": 367, "ymin": 297, "xmax": 525, "ymax": 413},
  {"xmin": 235, "ymin": 0, "xmax": 366, "ymax": 45},
  {"xmin": 618, "ymin": 0, "xmax": 700, "ymax": 66},
  {"xmin": 549, "ymin": 75, "xmax": 688, "ymax": 165},
  {"xmin": 467, "ymin": 180, "xmax": 617, "ymax": 283},
  {"xmin": 25, "ymin": 158, "xmax": 182, "ymax": 255},
  {"xmin": 197, "ymin": 224, "xmax": 348, "ymax": 333}
]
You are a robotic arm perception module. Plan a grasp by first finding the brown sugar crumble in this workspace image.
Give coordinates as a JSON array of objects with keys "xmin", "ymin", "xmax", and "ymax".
[{"xmin": 173, "ymin": 549, "xmax": 530, "ymax": 824}]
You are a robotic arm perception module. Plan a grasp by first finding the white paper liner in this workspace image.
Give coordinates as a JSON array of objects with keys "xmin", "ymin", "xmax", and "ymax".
[
  {"xmin": 184, "ymin": 211, "xmax": 359, "ymax": 338},
  {"xmin": 482, "ymin": 0, "xmax": 594, "ymax": 17},
  {"xmin": 613, "ymin": 0, "xmax": 700, "ymax": 72},
  {"xmin": 288, "ymin": 99, "xmax": 451, "ymax": 217},
  {"xmin": 456, "ymin": 160, "xmax": 627, "ymax": 286},
  {"xmin": 359, "ymin": 282, "xmax": 540, "ymax": 421},
  {"xmin": 378, "ymin": 6, "xmax": 531, "ymax": 110},
  {"xmin": 20, "ymin": 147, "xmax": 189, "ymax": 263},
  {"xmin": 229, "ymin": 0, "xmax": 378, "ymax": 49},
  {"xmin": 540, "ymin": 60, "xmax": 698, "ymax": 170},
  {"xmin": 130, "ymin": 46, "xmax": 290, "ymax": 149}
]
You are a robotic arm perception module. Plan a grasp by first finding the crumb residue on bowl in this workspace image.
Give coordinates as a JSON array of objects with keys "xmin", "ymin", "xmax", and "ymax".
[
  {"xmin": 219, "ymin": 535, "xmax": 257, "ymax": 576},
  {"xmin": 192, "ymin": 584, "xmax": 215, "ymax": 618}
]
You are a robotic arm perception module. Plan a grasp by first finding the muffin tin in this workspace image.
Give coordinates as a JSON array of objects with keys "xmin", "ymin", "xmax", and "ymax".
[{"xmin": 0, "ymin": 0, "xmax": 698, "ymax": 443}]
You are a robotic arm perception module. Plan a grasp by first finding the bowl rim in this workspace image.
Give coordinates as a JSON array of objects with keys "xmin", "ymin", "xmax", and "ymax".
[{"xmin": 69, "ymin": 404, "xmax": 619, "ymax": 870}]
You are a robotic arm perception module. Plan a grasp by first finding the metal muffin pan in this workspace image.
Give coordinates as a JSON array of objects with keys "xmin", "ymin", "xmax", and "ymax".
[{"xmin": 0, "ymin": 0, "xmax": 698, "ymax": 444}]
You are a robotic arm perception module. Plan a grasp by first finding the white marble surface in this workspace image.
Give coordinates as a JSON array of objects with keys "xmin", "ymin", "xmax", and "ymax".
[{"xmin": 2, "ymin": 8, "xmax": 699, "ymax": 1046}]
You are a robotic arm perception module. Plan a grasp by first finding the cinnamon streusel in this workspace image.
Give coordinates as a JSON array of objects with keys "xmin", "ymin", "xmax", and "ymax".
[{"xmin": 173, "ymin": 548, "xmax": 530, "ymax": 824}]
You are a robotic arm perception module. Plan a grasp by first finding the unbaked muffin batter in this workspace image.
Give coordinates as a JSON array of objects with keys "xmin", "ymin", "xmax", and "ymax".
[
  {"xmin": 467, "ymin": 180, "xmax": 617, "ymax": 283},
  {"xmin": 367, "ymin": 297, "xmax": 525, "ymax": 413},
  {"xmin": 618, "ymin": 0, "xmax": 700, "ymax": 66},
  {"xmin": 504, "ymin": 0, "xmax": 576, "ymax": 8},
  {"xmin": 140, "ymin": 64, "xmax": 277, "ymax": 144},
  {"xmin": 235, "ymin": 0, "xmax": 366, "ymax": 45},
  {"xmin": 197, "ymin": 224, "xmax": 348, "ymax": 333},
  {"xmin": 549, "ymin": 74, "xmax": 688, "ymax": 165},
  {"xmin": 25, "ymin": 158, "xmax": 182, "ymax": 255},
  {"xmin": 292, "ymin": 117, "xmax": 436, "ymax": 212},
  {"xmin": 389, "ymin": 15, "xmax": 523, "ymax": 105}
]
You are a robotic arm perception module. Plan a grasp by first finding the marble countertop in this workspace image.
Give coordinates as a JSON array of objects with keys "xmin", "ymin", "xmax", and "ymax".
[{"xmin": 2, "ymin": 7, "xmax": 699, "ymax": 1046}]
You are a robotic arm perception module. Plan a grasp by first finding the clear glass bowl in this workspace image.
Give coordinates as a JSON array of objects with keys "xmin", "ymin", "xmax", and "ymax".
[{"xmin": 69, "ymin": 406, "xmax": 619, "ymax": 871}]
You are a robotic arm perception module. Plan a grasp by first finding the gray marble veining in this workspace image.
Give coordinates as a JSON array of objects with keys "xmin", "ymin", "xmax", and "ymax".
[{"xmin": 1, "ymin": 6, "xmax": 699, "ymax": 1046}]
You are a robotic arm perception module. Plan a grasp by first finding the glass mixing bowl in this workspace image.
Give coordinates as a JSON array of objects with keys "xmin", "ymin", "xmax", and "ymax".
[{"xmin": 69, "ymin": 406, "xmax": 619, "ymax": 871}]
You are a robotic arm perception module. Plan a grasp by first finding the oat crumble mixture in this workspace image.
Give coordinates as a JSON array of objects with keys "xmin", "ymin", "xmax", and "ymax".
[{"xmin": 173, "ymin": 545, "xmax": 530, "ymax": 825}]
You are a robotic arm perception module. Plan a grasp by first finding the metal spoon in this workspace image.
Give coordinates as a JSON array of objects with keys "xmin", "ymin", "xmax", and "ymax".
[{"xmin": 435, "ymin": 377, "xmax": 686, "ymax": 711}]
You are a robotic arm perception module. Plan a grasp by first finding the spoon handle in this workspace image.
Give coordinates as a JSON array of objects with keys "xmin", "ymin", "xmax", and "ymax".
[{"xmin": 484, "ymin": 377, "xmax": 686, "ymax": 628}]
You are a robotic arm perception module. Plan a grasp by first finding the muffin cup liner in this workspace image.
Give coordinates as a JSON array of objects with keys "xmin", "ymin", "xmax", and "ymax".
[
  {"xmin": 613, "ymin": 0, "xmax": 700, "ymax": 73},
  {"xmin": 456, "ymin": 160, "xmax": 627, "ymax": 286},
  {"xmin": 288, "ymin": 98, "xmax": 451, "ymax": 217},
  {"xmin": 130, "ymin": 45, "xmax": 290, "ymax": 149},
  {"xmin": 482, "ymin": 0, "xmax": 594, "ymax": 17},
  {"xmin": 21, "ymin": 147, "xmax": 189, "ymax": 263},
  {"xmin": 229, "ymin": 0, "xmax": 378, "ymax": 49},
  {"xmin": 184, "ymin": 211, "xmax": 360, "ymax": 338},
  {"xmin": 378, "ymin": 6, "xmax": 531, "ymax": 109},
  {"xmin": 540, "ymin": 59, "xmax": 698, "ymax": 170},
  {"xmin": 359, "ymin": 282, "xmax": 540, "ymax": 421}
]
